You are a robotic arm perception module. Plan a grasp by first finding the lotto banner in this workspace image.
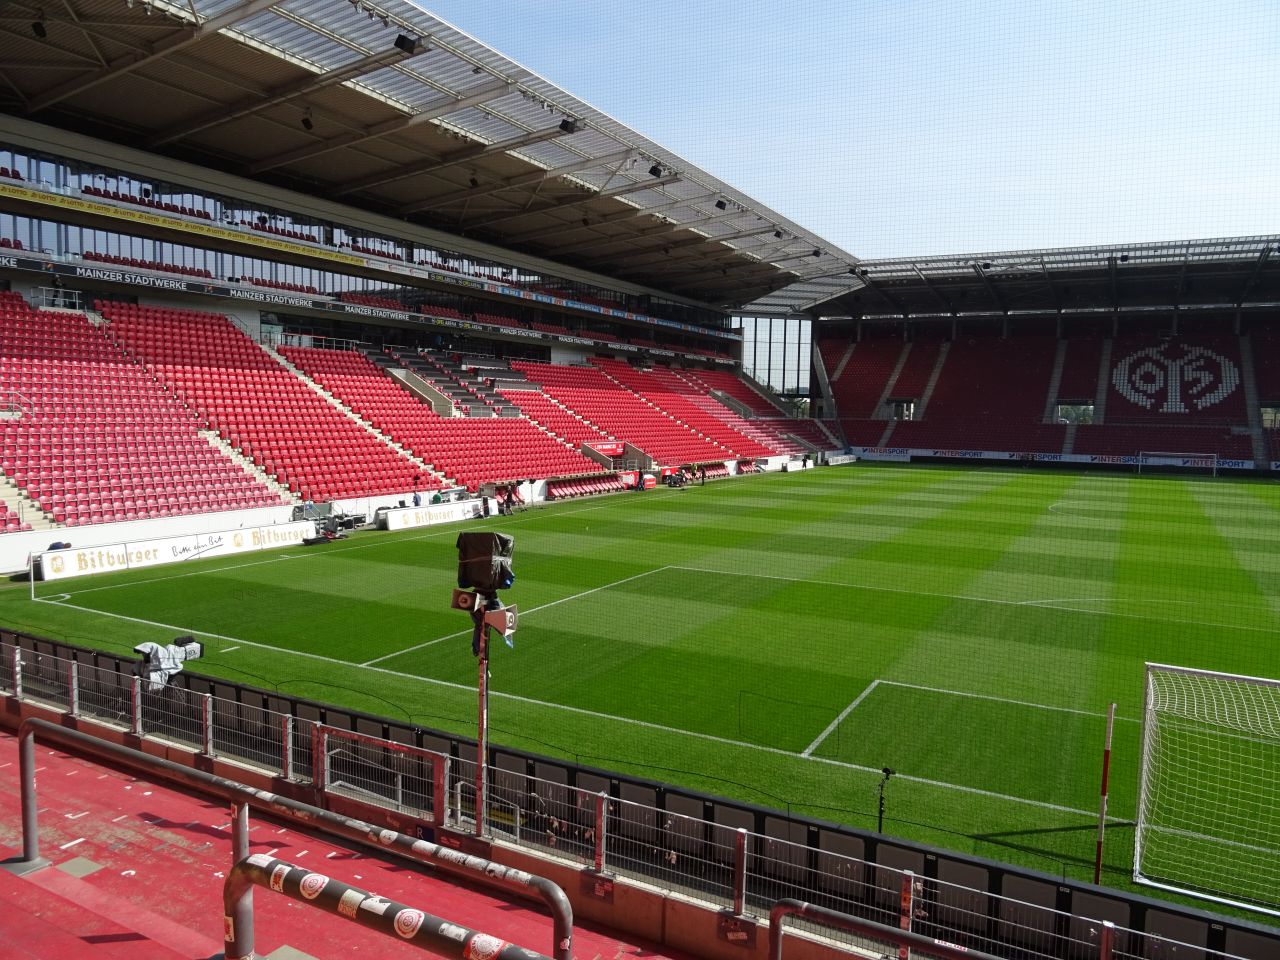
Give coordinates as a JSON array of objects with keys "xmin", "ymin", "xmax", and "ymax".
[{"xmin": 39, "ymin": 521, "xmax": 315, "ymax": 581}]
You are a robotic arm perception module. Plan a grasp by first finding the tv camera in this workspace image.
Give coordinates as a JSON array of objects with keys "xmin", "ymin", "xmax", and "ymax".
[{"xmin": 451, "ymin": 531, "xmax": 518, "ymax": 654}]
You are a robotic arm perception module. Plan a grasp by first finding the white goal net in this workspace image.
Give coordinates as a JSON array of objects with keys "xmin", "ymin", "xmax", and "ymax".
[{"xmin": 1135, "ymin": 663, "xmax": 1280, "ymax": 916}]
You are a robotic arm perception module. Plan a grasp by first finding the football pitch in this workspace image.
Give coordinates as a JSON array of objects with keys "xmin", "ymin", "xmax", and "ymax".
[{"xmin": 7, "ymin": 463, "xmax": 1280, "ymax": 901}]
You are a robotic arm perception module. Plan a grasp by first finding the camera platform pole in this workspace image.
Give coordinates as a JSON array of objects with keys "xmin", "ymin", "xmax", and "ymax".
[{"xmin": 474, "ymin": 601, "xmax": 490, "ymax": 838}]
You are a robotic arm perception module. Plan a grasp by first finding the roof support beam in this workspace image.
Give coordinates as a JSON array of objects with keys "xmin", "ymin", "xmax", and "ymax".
[
  {"xmin": 912, "ymin": 264, "xmax": 953, "ymax": 312},
  {"xmin": 575, "ymin": 224, "xmax": 779, "ymax": 267},
  {"xmin": 504, "ymin": 192, "xmax": 719, "ymax": 245},
  {"xmin": 248, "ymin": 81, "xmax": 513, "ymax": 173},
  {"xmin": 460, "ymin": 174, "xmax": 680, "ymax": 228},
  {"xmin": 855, "ymin": 273, "xmax": 908, "ymax": 314},
  {"xmin": 1237, "ymin": 246, "xmax": 1271, "ymax": 304},
  {"xmin": 398, "ymin": 148, "xmax": 634, "ymax": 214},
  {"xmin": 972, "ymin": 263, "xmax": 1005, "ymax": 312},
  {"xmin": 26, "ymin": 0, "xmax": 280, "ymax": 113},
  {"xmin": 1037, "ymin": 257, "xmax": 1061, "ymax": 311},
  {"xmin": 148, "ymin": 43, "xmax": 417, "ymax": 147},
  {"xmin": 331, "ymin": 124, "xmax": 567, "ymax": 196}
]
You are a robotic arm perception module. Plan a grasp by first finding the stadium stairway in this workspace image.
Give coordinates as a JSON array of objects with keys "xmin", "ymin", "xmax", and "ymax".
[
  {"xmin": 199, "ymin": 428, "xmax": 296, "ymax": 502},
  {"xmin": 0, "ymin": 728, "xmax": 700, "ymax": 960},
  {"xmin": 266, "ymin": 344, "xmax": 454, "ymax": 488}
]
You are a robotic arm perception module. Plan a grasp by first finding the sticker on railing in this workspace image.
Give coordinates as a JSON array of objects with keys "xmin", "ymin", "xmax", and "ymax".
[
  {"xmin": 298, "ymin": 872, "xmax": 329, "ymax": 900},
  {"xmin": 270, "ymin": 863, "xmax": 289, "ymax": 892},
  {"xmin": 466, "ymin": 933, "xmax": 508, "ymax": 960},
  {"xmin": 394, "ymin": 908, "xmax": 426, "ymax": 939}
]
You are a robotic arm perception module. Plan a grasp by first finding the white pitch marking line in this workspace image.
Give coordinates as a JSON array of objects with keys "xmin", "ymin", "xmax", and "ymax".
[
  {"xmin": 361, "ymin": 566, "xmax": 673, "ymax": 666},
  {"xmin": 20, "ymin": 593, "xmax": 1133, "ymax": 821},
  {"xmin": 64, "ymin": 811, "xmax": 90, "ymax": 820},
  {"xmin": 803, "ymin": 680, "xmax": 880, "ymax": 757},
  {"xmin": 111, "ymin": 815, "xmax": 128, "ymax": 823},
  {"xmin": 879, "ymin": 680, "xmax": 1140, "ymax": 723},
  {"xmin": 666, "ymin": 565, "xmax": 1280, "ymax": 635},
  {"xmin": 59, "ymin": 837, "xmax": 85, "ymax": 850},
  {"xmin": 221, "ymin": 646, "xmax": 241, "ymax": 653}
]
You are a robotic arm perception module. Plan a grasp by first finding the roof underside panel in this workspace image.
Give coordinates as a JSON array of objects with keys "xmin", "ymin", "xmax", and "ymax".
[{"xmin": 0, "ymin": 0, "xmax": 854, "ymax": 309}]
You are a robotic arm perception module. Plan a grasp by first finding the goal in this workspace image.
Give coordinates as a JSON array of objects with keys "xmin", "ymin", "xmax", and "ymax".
[
  {"xmin": 1134, "ymin": 663, "xmax": 1280, "ymax": 916},
  {"xmin": 1136, "ymin": 452, "xmax": 1218, "ymax": 476}
]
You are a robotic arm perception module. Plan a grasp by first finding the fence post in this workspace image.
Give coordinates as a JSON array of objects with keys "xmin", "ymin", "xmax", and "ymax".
[
  {"xmin": 433, "ymin": 754, "xmax": 448, "ymax": 828},
  {"xmin": 732, "ymin": 827, "xmax": 749, "ymax": 916},
  {"xmin": 130, "ymin": 675, "xmax": 143, "ymax": 736},
  {"xmin": 593, "ymin": 792, "xmax": 608, "ymax": 872},
  {"xmin": 311, "ymin": 724, "xmax": 326, "ymax": 793},
  {"xmin": 202, "ymin": 693, "xmax": 214, "ymax": 756},
  {"xmin": 67, "ymin": 661, "xmax": 78, "ymax": 718},
  {"xmin": 1098, "ymin": 921, "xmax": 1114, "ymax": 960},
  {"xmin": 281, "ymin": 715, "xmax": 294, "ymax": 780},
  {"xmin": 11, "ymin": 645, "xmax": 21, "ymax": 700},
  {"xmin": 898, "ymin": 870, "xmax": 916, "ymax": 960}
]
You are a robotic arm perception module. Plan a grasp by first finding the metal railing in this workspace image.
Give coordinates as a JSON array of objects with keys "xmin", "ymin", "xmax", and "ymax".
[
  {"xmin": 0, "ymin": 643, "xmax": 1268, "ymax": 960},
  {"xmin": 12, "ymin": 717, "xmax": 571, "ymax": 960}
]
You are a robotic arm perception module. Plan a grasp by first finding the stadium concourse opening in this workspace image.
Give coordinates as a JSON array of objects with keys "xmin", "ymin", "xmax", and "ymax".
[{"xmin": 0, "ymin": 0, "xmax": 1277, "ymax": 957}]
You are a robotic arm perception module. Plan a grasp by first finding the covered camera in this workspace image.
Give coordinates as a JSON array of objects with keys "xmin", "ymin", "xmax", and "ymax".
[
  {"xmin": 456, "ymin": 531, "xmax": 515, "ymax": 594},
  {"xmin": 133, "ymin": 635, "xmax": 204, "ymax": 691}
]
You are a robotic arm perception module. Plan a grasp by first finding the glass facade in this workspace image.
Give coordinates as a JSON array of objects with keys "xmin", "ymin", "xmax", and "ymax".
[{"xmin": 735, "ymin": 315, "xmax": 811, "ymax": 396}]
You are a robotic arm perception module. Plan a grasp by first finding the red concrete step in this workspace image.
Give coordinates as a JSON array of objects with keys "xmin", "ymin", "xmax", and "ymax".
[{"xmin": 0, "ymin": 853, "xmax": 199, "ymax": 959}]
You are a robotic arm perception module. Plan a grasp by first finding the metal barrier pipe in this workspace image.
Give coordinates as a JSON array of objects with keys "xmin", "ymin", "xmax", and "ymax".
[
  {"xmin": 16, "ymin": 718, "xmax": 573, "ymax": 960},
  {"xmin": 224, "ymin": 855, "xmax": 555, "ymax": 960},
  {"xmin": 768, "ymin": 899, "xmax": 1003, "ymax": 960}
]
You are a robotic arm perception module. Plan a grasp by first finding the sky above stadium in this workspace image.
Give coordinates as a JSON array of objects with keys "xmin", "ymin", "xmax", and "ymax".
[{"xmin": 419, "ymin": 0, "xmax": 1279, "ymax": 261}]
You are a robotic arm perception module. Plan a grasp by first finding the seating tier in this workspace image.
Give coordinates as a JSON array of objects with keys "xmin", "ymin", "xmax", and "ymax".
[
  {"xmin": 100, "ymin": 304, "xmax": 431, "ymax": 502},
  {"xmin": 279, "ymin": 346, "xmax": 604, "ymax": 490}
]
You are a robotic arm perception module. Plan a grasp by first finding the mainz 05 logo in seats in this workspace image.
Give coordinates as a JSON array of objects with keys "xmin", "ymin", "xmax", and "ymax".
[{"xmin": 1112, "ymin": 344, "xmax": 1240, "ymax": 413}]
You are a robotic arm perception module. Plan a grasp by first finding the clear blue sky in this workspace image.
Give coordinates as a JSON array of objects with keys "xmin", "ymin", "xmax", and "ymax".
[{"xmin": 418, "ymin": 0, "xmax": 1279, "ymax": 261}]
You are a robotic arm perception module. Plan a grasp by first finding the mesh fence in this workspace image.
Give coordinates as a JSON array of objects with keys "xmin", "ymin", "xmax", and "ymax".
[
  {"xmin": 74, "ymin": 659, "xmax": 134, "ymax": 726},
  {"xmin": 212, "ymin": 698, "xmax": 292, "ymax": 774},
  {"xmin": 0, "ymin": 646, "xmax": 1267, "ymax": 960},
  {"xmin": 322, "ymin": 726, "xmax": 444, "ymax": 819}
]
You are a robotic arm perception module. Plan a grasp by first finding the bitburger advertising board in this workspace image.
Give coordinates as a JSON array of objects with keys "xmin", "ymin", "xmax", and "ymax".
[{"xmin": 39, "ymin": 521, "xmax": 315, "ymax": 581}]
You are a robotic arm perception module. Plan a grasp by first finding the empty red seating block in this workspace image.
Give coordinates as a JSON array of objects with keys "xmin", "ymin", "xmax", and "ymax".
[
  {"xmin": 546, "ymin": 476, "xmax": 625, "ymax": 499},
  {"xmin": 512, "ymin": 360, "xmax": 730, "ymax": 466},
  {"xmin": 592, "ymin": 359, "xmax": 777, "ymax": 459},
  {"xmin": 99, "ymin": 304, "xmax": 433, "ymax": 502},
  {"xmin": 278, "ymin": 346, "xmax": 605, "ymax": 492},
  {"xmin": 824, "ymin": 337, "xmax": 905, "ymax": 419},
  {"xmin": 0, "ymin": 294, "xmax": 283, "ymax": 526},
  {"xmin": 81, "ymin": 249, "xmax": 213, "ymax": 280}
]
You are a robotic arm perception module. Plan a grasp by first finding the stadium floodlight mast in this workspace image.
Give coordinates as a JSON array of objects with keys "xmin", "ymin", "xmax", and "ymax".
[{"xmin": 451, "ymin": 532, "xmax": 518, "ymax": 838}]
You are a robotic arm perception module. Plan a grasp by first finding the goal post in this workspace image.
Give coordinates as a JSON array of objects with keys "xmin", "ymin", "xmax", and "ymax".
[
  {"xmin": 1134, "ymin": 663, "xmax": 1280, "ymax": 917},
  {"xmin": 1135, "ymin": 452, "xmax": 1218, "ymax": 477}
]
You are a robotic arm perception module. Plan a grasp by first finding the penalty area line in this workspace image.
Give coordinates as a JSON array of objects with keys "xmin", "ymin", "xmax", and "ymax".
[
  {"xmin": 30, "ymin": 595, "xmax": 1118, "ymax": 823},
  {"xmin": 803, "ymin": 680, "xmax": 880, "ymax": 756}
]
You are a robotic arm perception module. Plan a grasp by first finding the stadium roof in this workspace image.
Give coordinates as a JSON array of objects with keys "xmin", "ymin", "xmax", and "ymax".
[
  {"xmin": 745, "ymin": 235, "xmax": 1280, "ymax": 321},
  {"xmin": 0, "ymin": 0, "xmax": 858, "ymax": 309}
]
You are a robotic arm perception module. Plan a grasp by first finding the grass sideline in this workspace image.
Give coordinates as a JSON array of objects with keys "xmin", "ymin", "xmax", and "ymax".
[{"xmin": 6, "ymin": 463, "xmax": 1280, "ymax": 916}]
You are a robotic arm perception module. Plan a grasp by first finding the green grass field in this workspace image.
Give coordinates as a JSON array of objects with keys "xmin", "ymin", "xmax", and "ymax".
[{"xmin": 6, "ymin": 464, "xmax": 1280, "ymax": 912}]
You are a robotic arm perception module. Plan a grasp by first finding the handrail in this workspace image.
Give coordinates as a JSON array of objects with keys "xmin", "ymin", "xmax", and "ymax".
[
  {"xmin": 768, "ymin": 898, "xmax": 1005, "ymax": 960},
  {"xmin": 15, "ymin": 718, "xmax": 573, "ymax": 960},
  {"xmin": 224, "ymin": 854, "xmax": 554, "ymax": 960}
]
